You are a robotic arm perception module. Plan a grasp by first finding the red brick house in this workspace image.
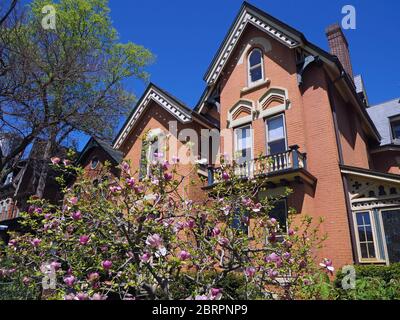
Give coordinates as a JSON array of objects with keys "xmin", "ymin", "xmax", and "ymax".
[{"xmin": 110, "ymin": 2, "xmax": 400, "ymax": 268}]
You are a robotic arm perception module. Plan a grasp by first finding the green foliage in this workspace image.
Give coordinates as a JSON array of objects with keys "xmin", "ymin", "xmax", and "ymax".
[{"xmin": 334, "ymin": 264, "xmax": 400, "ymax": 300}]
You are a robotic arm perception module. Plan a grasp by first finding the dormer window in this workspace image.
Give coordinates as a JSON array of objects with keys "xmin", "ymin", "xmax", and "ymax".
[
  {"xmin": 248, "ymin": 48, "xmax": 264, "ymax": 86},
  {"xmin": 391, "ymin": 117, "xmax": 400, "ymax": 141},
  {"xmin": 91, "ymin": 157, "xmax": 99, "ymax": 170}
]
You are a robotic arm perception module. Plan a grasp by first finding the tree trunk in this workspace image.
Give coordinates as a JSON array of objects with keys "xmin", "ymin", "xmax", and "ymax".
[{"xmin": 35, "ymin": 133, "xmax": 55, "ymax": 199}]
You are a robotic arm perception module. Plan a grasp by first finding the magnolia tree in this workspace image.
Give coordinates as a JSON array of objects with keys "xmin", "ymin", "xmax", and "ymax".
[{"xmin": 0, "ymin": 151, "xmax": 333, "ymax": 300}]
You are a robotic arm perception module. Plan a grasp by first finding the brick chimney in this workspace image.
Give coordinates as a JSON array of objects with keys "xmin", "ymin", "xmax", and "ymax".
[{"xmin": 326, "ymin": 23, "xmax": 353, "ymax": 79}]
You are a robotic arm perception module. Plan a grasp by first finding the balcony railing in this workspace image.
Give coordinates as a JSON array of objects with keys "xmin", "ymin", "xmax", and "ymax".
[{"xmin": 207, "ymin": 145, "xmax": 307, "ymax": 186}]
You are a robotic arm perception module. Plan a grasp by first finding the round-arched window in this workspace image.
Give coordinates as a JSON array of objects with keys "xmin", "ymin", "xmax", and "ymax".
[
  {"xmin": 248, "ymin": 48, "xmax": 264, "ymax": 85},
  {"xmin": 91, "ymin": 157, "xmax": 99, "ymax": 170}
]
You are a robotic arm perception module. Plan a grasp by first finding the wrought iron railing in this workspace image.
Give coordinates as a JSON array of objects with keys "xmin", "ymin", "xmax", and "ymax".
[{"xmin": 207, "ymin": 145, "xmax": 307, "ymax": 186}]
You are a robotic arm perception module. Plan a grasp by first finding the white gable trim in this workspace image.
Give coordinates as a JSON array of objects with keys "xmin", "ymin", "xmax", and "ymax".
[
  {"xmin": 113, "ymin": 87, "xmax": 192, "ymax": 149},
  {"xmin": 205, "ymin": 7, "xmax": 301, "ymax": 85}
]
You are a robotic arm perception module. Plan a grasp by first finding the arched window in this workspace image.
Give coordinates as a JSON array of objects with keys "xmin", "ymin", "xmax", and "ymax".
[
  {"xmin": 248, "ymin": 48, "xmax": 264, "ymax": 85},
  {"xmin": 90, "ymin": 157, "xmax": 99, "ymax": 170}
]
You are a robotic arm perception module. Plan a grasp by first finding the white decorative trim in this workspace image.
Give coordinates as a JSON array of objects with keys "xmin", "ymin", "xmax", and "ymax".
[
  {"xmin": 258, "ymin": 87, "xmax": 290, "ymax": 119},
  {"xmin": 238, "ymin": 37, "xmax": 272, "ymax": 65},
  {"xmin": 114, "ymin": 88, "xmax": 192, "ymax": 149},
  {"xmin": 341, "ymin": 169, "xmax": 400, "ymax": 185},
  {"xmin": 206, "ymin": 7, "xmax": 300, "ymax": 85},
  {"xmin": 227, "ymin": 100, "xmax": 255, "ymax": 129}
]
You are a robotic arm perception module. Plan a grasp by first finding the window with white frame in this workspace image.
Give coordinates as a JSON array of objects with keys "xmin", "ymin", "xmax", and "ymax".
[
  {"xmin": 380, "ymin": 209, "xmax": 400, "ymax": 263},
  {"xmin": 234, "ymin": 125, "xmax": 252, "ymax": 165},
  {"xmin": 355, "ymin": 211, "xmax": 377, "ymax": 261},
  {"xmin": 266, "ymin": 114, "xmax": 287, "ymax": 155},
  {"xmin": 248, "ymin": 48, "xmax": 264, "ymax": 86}
]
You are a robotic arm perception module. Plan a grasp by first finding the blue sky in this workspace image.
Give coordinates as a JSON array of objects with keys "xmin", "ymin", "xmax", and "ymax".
[{"xmin": 110, "ymin": 0, "xmax": 399, "ymax": 112}]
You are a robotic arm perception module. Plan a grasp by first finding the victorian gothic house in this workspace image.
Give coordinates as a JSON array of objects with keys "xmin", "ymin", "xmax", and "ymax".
[{"xmin": 2, "ymin": 2, "xmax": 400, "ymax": 268}]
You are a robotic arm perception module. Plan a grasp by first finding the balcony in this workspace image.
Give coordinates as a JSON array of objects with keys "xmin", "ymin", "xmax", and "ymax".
[{"xmin": 206, "ymin": 145, "xmax": 316, "ymax": 187}]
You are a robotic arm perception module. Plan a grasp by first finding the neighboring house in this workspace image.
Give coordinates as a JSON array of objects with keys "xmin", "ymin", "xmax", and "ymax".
[
  {"xmin": 76, "ymin": 137, "xmax": 123, "ymax": 181},
  {"xmin": 112, "ymin": 2, "xmax": 400, "ymax": 268},
  {"xmin": 367, "ymin": 98, "xmax": 400, "ymax": 175},
  {"xmin": 0, "ymin": 140, "xmax": 66, "ymax": 243}
]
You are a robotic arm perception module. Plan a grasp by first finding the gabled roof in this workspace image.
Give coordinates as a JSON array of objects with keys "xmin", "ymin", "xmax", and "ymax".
[
  {"xmin": 196, "ymin": 2, "xmax": 381, "ymax": 142},
  {"xmin": 113, "ymin": 83, "xmax": 218, "ymax": 149},
  {"xmin": 204, "ymin": 1, "xmax": 304, "ymax": 85},
  {"xmin": 78, "ymin": 137, "xmax": 123, "ymax": 165}
]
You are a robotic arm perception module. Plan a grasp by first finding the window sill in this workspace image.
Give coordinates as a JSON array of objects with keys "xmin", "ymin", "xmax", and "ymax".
[
  {"xmin": 359, "ymin": 259, "xmax": 387, "ymax": 265},
  {"xmin": 241, "ymin": 79, "xmax": 270, "ymax": 95}
]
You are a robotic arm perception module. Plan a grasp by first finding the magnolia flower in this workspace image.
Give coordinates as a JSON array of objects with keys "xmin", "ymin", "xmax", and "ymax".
[
  {"xmin": 64, "ymin": 275, "xmax": 76, "ymax": 287},
  {"xmin": 212, "ymin": 227, "xmax": 221, "ymax": 237},
  {"xmin": 218, "ymin": 237, "xmax": 230, "ymax": 246},
  {"xmin": 268, "ymin": 269, "xmax": 279, "ymax": 279},
  {"xmin": 244, "ymin": 267, "xmax": 256, "ymax": 278},
  {"xmin": 64, "ymin": 294, "xmax": 76, "ymax": 300},
  {"xmin": 31, "ymin": 238, "xmax": 41, "ymax": 247},
  {"xmin": 211, "ymin": 288, "xmax": 222, "ymax": 297},
  {"xmin": 146, "ymin": 234, "xmax": 163, "ymax": 249},
  {"xmin": 222, "ymin": 172, "xmax": 230, "ymax": 181},
  {"xmin": 72, "ymin": 211, "xmax": 82, "ymax": 221},
  {"xmin": 283, "ymin": 252, "xmax": 291, "ymax": 260},
  {"xmin": 162, "ymin": 161, "xmax": 170, "ymax": 171},
  {"xmin": 151, "ymin": 177, "xmax": 160, "ymax": 186},
  {"xmin": 121, "ymin": 162, "xmax": 131, "ymax": 173},
  {"xmin": 102, "ymin": 260, "xmax": 113, "ymax": 270},
  {"xmin": 265, "ymin": 253, "xmax": 280, "ymax": 263},
  {"xmin": 34, "ymin": 207, "xmax": 43, "ymax": 215},
  {"xmin": 320, "ymin": 259, "xmax": 335, "ymax": 274},
  {"xmin": 91, "ymin": 293, "xmax": 107, "ymax": 301},
  {"xmin": 88, "ymin": 272, "xmax": 100, "ymax": 283},
  {"xmin": 22, "ymin": 277, "xmax": 31, "ymax": 286},
  {"xmin": 134, "ymin": 186, "xmax": 144, "ymax": 194},
  {"xmin": 241, "ymin": 197, "xmax": 252, "ymax": 207},
  {"xmin": 68, "ymin": 197, "xmax": 78, "ymax": 206},
  {"xmin": 126, "ymin": 178, "xmax": 135, "ymax": 188},
  {"xmin": 194, "ymin": 295, "xmax": 209, "ymax": 300},
  {"xmin": 109, "ymin": 186, "xmax": 122, "ymax": 194},
  {"xmin": 178, "ymin": 251, "xmax": 191, "ymax": 261},
  {"xmin": 288, "ymin": 229, "xmax": 296, "ymax": 236},
  {"xmin": 76, "ymin": 292, "xmax": 89, "ymax": 300},
  {"xmin": 140, "ymin": 252, "xmax": 152, "ymax": 263},
  {"xmin": 221, "ymin": 206, "xmax": 231, "ymax": 216},
  {"xmin": 44, "ymin": 213, "xmax": 52, "ymax": 220},
  {"xmin": 173, "ymin": 222, "xmax": 185, "ymax": 233},
  {"xmin": 79, "ymin": 235, "xmax": 90, "ymax": 246},
  {"xmin": 50, "ymin": 261, "xmax": 62, "ymax": 271},
  {"xmin": 51, "ymin": 157, "xmax": 61, "ymax": 165},
  {"xmin": 172, "ymin": 156, "xmax": 180, "ymax": 164},
  {"xmin": 154, "ymin": 152, "xmax": 164, "ymax": 159},
  {"xmin": 8, "ymin": 239, "xmax": 17, "ymax": 247},
  {"xmin": 252, "ymin": 203, "xmax": 262, "ymax": 213},
  {"xmin": 164, "ymin": 173, "xmax": 173, "ymax": 181},
  {"xmin": 63, "ymin": 159, "xmax": 71, "ymax": 166},
  {"xmin": 185, "ymin": 219, "xmax": 195, "ymax": 229}
]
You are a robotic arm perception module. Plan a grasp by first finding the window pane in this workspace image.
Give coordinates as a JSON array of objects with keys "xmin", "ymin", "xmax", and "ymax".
[
  {"xmin": 268, "ymin": 139, "xmax": 286, "ymax": 155},
  {"xmin": 250, "ymin": 66, "xmax": 262, "ymax": 83},
  {"xmin": 365, "ymin": 226, "xmax": 374, "ymax": 242},
  {"xmin": 267, "ymin": 116, "xmax": 284, "ymax": 141},
  {"xmin": 236, "ymin": 126, "xmax": 252, "ymax": 162},
  {"xmin": 368, "ymin": 243, "xmax": 376, "ymax": 258},
  {"xmin": 392, "ymin": 121, "xmax": 400, "ymax": 139},
  {"xmin": 382, "ymin": 210, "xmax": 400, "ymax": 263},
  {"xmin": 269, "ymin": 200, "xmax": 287, "ymax": 232},
  {"xmin": 249, "ymin": 50, "xmax": 262, "ymax": 67},
  {"xmin": 360, "ymin": 243, "xmax": 369, "ymax": 259},
  {"xmin": 358, "ymin": 226, "xmax": 366, "ymax": 242}
]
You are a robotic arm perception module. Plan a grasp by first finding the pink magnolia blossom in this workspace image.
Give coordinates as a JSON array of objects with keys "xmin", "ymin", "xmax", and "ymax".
[
  {"xmin": 283, "ymin": 252, "xmax": 291, "ymax": 260},
  {"xmin": 22, "ymin": 277, "xmax": 31, "ymax": 286},
  {"xmin": 288, "ymin": 229, "xmax": 296, "ymax": 236},
  {"xmin": 222, "ymin": 172, "xmax": 230, "ymax": 181},
  {"xmin": 185, "ymin": 219, "xmax": 195, "ymax": 229},
  {"xmin": 63, "ymin": 159, "xmax": 71, "ymax": 166},
  {"xmin": 241, "ymin": 197, "xmax": 252, "ymax": 207},
  {"xmin": 91, "ymin": 293, "xmax": 107, "ymax": 301},
  {"xmin": 164, "ymin": 173, "xmax": 173, "ymax": 181},
  {"xmin": 146, "ymin": 234, "xmax": 163, "ymax": 249},
  {"xmin": 79, "ymin": 235, "xmax": 90, "ymax": 246},
  {"xmin": 109, "ymin": 186, "xmax": 122, "ymax": 194},
  {"xmin": 268, "ymin": 269, "xmax": 279, "ymax": 279},
  {"xmin": 140, "ymin": 252, "xmax": 152, "ymax": 263},
  {"xmin": 76, "ymin": 292, "xmax": 89, "ymax": 300},
  {"xmin": 178, "ymin": 251, "xmax": 191, "ymax": 261},
  {"xmin": 64, "ymin": 275, "xmax": 76, "ymax": 287},
  {"xmin": 320, "ymin": 259, "xmax": 335, "ymax": 274},
  {"xmin": 212, "ymin": 227, "xmax": 221, "ymax": 237},
  {"xmin": 221, "ymin": 206, "xmax": 231, "ymax": 216},
  {"xmin": 244, "ymin": 267, "xmax": 256, "ymax": 278},
  {"xmin": 126, "ymin": 178, "xmax": 135, "ymax": 188},
  {"xmin": 68, "ymin": 197, "xmax": 78, "ymax": 205},
  {"xmin": 72, "ymin": 211, "xmax": 82, "ymax": 221},
  {"xmin": 102, "ymin": 260, "xmax": 113, "ymax": 270},
  {"xmin": 218, "ymin": 237, "xmax": 230, "ymax": 246},
  {"xmin": 211, "ymin": 288, "xmax": 222, "ymax": 297},
  {"xmin": 31, "ymin": 238, "xmax": 41, "ymax": 247},
  {"xmin": 51, "ymin": 157, "xmax": 61, "ymax": 165},
  {"xmin": 162, "ymin": 161, "xmax": 170, "ymax": 171},
  {"xmin": 50, "ymin": 261, "xmax": 62, "ymax": 271},
  {"xmin": 34, "ymin": 207, "xmax": 43, "ymax": 215},
  {"xmin": 252, "ymin": 203, "xmax": 262, "ymax": 213},
  {"xmin": 88, "ymin": 272, "xmax": 100, "ymax": 283},
  {"xmin": 265, "ymin": 253, "xmax": 280, "ymax": 263},
  {"xmin": 121, "ymin": 162, "xmax": 131, "ymax": 173}
]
